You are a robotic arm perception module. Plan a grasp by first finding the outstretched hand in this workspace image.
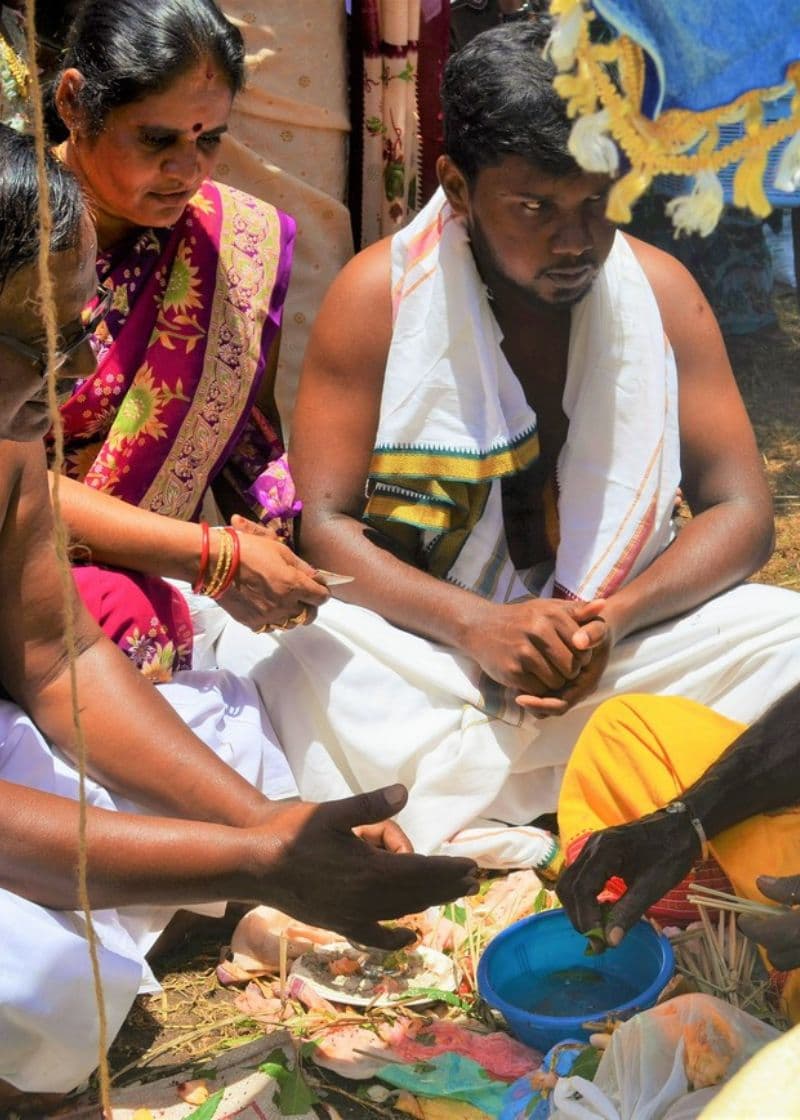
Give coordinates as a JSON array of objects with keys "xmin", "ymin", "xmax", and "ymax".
[
  {"xmin": 738, "ymin": 874, "xmax": 800, "ymax": 971},
  {"xmin": 247, "ymin": 784, "xmax": 479, "ymax": 948},
  {"xmin": 556, "ymin": 809, "xmax": 700, "ymax": 947}
]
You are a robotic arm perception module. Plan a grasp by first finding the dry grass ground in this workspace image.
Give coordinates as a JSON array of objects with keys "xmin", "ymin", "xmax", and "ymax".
[
  {"xmin": 55, "ymin": 289, "xmax": 800, "ymax": 1117},
  {"xmin": 731, "ymin": 288, "xmax": 800, "ymax": 591}
]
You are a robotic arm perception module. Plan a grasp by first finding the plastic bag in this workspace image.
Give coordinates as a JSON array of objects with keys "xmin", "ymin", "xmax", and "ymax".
[{"xmin": 550, "ymin": 994, "xmax": 780, "ymax": 1120}]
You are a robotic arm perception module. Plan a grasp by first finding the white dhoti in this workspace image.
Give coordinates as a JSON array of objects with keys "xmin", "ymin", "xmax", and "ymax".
[
  {"xmin": 0, "ymin": 669, "xmax": 292, "ymax": 1094},
  {"xmin": 205, "ymin": 582, "xmax": 800, "ymax": 861}
]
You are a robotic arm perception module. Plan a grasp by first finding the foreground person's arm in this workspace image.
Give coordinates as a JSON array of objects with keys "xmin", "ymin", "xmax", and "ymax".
[
  {"xmin": 557, "ymin": 683, "xmax": 800, "ymax": 946},
  {"xmin": 0, "ymin": 442, "xmax": 478, "ymax": 943},
  {"xmin": 291, "ymin": 240, "xmax": 605, "ymax": 707},
  {"xmin": 1, "ymin": 779, "xmax": 478, "ymax": 949},
  {"xmin": 3, "ymin": 446, "xmax": 275, "ymax": 824}
]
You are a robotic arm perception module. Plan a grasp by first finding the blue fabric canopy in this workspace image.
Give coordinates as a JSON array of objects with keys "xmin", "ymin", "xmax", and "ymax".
[
  {"xmin": 549, "ymin": 0, "xmax": 800, "ymax": 227},
  {"xmin": 593, "ymin": 0, "xmax": 800, "ymax": 116}
]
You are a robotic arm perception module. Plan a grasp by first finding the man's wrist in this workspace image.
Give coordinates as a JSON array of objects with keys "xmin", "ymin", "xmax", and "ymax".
[{"xmin": 663, "ymin": 800, "xmax": 709, "ymax": 861}]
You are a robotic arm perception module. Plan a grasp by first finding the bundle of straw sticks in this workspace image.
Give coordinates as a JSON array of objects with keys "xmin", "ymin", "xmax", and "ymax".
[{"xmin": 669, "ymin": 884, "xmax": 789, "ymax": 1029}]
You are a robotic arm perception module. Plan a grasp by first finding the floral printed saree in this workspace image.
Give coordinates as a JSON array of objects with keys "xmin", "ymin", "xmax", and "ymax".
[
  {"xmin": 55, "ymin": 179, "xmax": 296, "ymax": 679},
  {"xmin": 55, "ymin": 178, "xmax": 297, "ymax": 527}
]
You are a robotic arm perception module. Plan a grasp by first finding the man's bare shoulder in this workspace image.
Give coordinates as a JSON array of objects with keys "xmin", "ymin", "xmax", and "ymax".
[
  {"xmin": 308, "ymin": 236, "xmax": 394, "ymax": 384},
  {"xmin": 622, "ymin": 231, "xmax": 716, "ymax": 349},
  {"xmin": 0, "ymin": 439, "xmax": 52, "ymax": 554}
]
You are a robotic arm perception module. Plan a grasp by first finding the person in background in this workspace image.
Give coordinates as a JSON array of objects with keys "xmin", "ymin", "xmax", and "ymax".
[
  {"xmin": 201, "ymin": 24, "xmax": 800, "ymax": 873},
  {"xmin": 47, "ymin": 0, "xmax": 328, "ymax": 680},
  {"xmin": 450, "ymin": 0, "xmax": 547, "ymax": 52}
]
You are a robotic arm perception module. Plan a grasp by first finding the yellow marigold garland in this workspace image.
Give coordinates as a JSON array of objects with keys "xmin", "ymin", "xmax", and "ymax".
[{"xmin": 548, "ymin": 0, "xmax": 800, "ymax": 231}]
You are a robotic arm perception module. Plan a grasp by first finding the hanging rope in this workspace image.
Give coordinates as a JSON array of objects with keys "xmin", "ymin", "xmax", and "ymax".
[{"xmin": 22, "ymin": 3, "xmax": 113, "ymax": 1113}]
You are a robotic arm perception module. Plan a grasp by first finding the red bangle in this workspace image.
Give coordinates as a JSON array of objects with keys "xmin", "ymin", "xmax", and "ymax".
[
  {"xmin": 217, "ymin": 526, "xmax": 240, "ymax": 597},
  {"xmin": 192, "ymin": 521, "xmax": 211, "ymax": 593}
]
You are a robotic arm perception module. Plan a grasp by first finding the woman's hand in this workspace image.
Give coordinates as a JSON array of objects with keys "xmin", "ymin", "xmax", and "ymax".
[{"xmin": 217, "ymin": 516, "xmax": 329, "ymax": 631}]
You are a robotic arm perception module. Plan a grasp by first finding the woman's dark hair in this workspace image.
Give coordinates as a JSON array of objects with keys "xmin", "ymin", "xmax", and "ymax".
[
  {"xmin": 0, "ymin": 123, "xmax": 85, "ymax": 292},
  {"xmin": 50, "ymin": 0, "xmax": 245, "ymax": 139},
  {"xmin": 442, "ymin": 21, "xmax": 577, "ymax": 183}
]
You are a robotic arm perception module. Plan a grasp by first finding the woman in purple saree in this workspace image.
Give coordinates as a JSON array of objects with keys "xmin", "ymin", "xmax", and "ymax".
[{"xmin": 48, "ymin": 0, "xmax": 328, "ymax": 678}]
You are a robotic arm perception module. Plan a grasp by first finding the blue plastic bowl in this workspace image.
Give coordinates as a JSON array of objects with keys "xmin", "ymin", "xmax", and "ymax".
[{"xmin": 477, "ymin": 908, "xmax": 674, "ymax": 1052}]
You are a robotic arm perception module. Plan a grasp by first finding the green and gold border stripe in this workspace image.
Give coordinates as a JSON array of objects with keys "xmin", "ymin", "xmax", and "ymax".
[{"xmin": 369, "ymin": 428, "xmax": 539, "ymax": 483}]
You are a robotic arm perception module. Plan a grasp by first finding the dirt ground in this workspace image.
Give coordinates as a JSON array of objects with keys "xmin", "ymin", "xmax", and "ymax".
[
  {"xmin": 53, "ymin": 287, "xmax": 800, "ymax": 1118},
  {"xmin": 730, "ymin": 288, "xmax": 800, "ymax": 592}
]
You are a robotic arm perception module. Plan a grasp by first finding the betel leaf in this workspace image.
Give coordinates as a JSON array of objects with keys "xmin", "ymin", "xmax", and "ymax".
[
  {"xmin": 258, "ymin": 1046, "xmax": 319, "ymax": 1116},
  {"xmin": 443, "ymin": 902, "xmax": 467, "ymax": 926},
  {"xmin": 274, "ymin": 1063, "xmax": 319, "ymax": 1115},
  {"xmin": 404, "ymin": 987, "xmax": 472, "ymax": 1009},
  {"xmin": 184, "ymin": 1089, "xmax": 225, "ymax": 1120},
  {"xmin": 569, "ymin": 1046, "xmax": 602, "ymax": 1081}
]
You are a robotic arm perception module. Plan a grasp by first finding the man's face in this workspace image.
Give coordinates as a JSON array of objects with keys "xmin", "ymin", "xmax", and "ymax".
[
  {"xmin": 445, "ymin": 154, "xmax": 617, "ymax": 310},
  {"xmin": 0, "ymin": 216, "xmax": 98, "ymax": 442}
]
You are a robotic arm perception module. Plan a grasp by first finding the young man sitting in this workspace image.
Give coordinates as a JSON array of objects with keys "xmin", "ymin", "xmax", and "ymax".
[{"xmin": 209, "ymin": 24, "xmax": 800, "ymax": 872}]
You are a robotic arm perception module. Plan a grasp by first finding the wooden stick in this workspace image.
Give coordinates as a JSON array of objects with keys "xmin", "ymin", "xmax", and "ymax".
[{"xmin": 279, "ymin": 934, "xmax": 288, "ymax": 1002}]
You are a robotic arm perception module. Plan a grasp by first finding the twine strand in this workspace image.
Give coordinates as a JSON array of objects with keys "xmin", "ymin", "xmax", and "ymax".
[{"xmin": 22, "ymin": 2, "xmax": 112, "ymax": 1113}]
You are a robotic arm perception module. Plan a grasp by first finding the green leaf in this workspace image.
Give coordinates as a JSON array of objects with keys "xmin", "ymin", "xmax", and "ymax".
[
  {"xmin": 259, "ymin": 1048, "xmax": 291, "ymax": 1074},
  {"xmin": 533, "ymin": 888, "xmax": 553, "ymax": 914},
  {"xmin": 584, "ymin": 928, "xmax": 607, "ymax": 956},
  {"xmin": 184, "ymin": 1089, "xmax": 225, "ymax": 1120},
  {"xmin": 403, "ymin": 987, "xmax": 472, "ymax": 1009},
  {"xmin": 443, "ymin": 902, "xmax": 467, "ymax": 926},
  {"xmin": 274, "ymin": 1063, "xmax": 319, "ymax": 1115},
  {"xmin": 259, "ymin": 1062, "xmax": 289, "ymax": 1082},
  {"xmin": 570, "ymin": 1046, "xmax": 602, "ymax": 1082},
  {"xmin": 259, "ymin": 1046, "xmax": 319, "ymax": 1116}
]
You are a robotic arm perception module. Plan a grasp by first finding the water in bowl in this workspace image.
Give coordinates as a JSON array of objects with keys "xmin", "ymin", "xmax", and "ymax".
[{"xmin": 512, "ymin": 965, "xmax": 639, "ymax": 1019}]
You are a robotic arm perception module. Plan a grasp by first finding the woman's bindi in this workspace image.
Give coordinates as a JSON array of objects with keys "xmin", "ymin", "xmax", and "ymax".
[{"xmin": 192, "ymin": 122, "xmax": 204, "ymax": 134}]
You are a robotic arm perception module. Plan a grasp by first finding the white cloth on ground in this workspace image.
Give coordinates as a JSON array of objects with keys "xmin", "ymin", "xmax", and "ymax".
[{"xmin": 0, "ymin": 669, "xmax": 287, "ymax": 1094}]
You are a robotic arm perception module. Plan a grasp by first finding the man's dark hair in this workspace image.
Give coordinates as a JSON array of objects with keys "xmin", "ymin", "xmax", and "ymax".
[
  {"xmin": 49, "ymin": 0, "xmax": 245, "ymax": 139},
  {"xmin": 442, "ymin": 22, "xmax": 578, "ymax": 182},
  {"xmin": 0, "ymin": 124, "xmax": 85, "ymax": 292}
]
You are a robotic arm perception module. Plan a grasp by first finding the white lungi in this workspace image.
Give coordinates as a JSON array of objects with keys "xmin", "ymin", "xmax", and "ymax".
[
  {"xmin": 198, "ymin": 583, "xmax": 800, "ymax": 861},
  {"xmin": 0, "ymin": 669, "xmax": 292, "ymax": 1094}
]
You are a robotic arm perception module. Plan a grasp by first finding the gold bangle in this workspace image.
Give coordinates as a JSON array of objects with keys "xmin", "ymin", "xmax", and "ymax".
[{"xmin": 201, "ymin": 528, "xmax": 233, "ymax": 599}]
